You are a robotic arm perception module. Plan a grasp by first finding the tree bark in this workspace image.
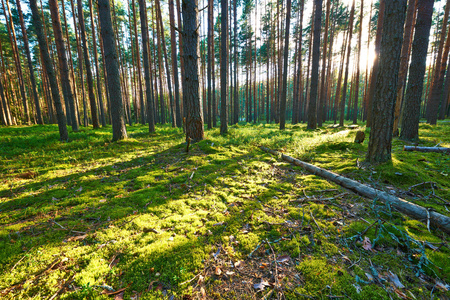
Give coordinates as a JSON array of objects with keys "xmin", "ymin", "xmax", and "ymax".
[
  {"xmin": 367, "ymin": 0, "xmax": 407, "ymax": 164},
  {"xmin": 48, "ymin": 0, "xmax": 79, "ymax": 132},
  {"xmin": 400, "ymin": 0, "xmax": 434, "ymax": 141},
  {"xmin": 77, "ymin": 0, "xmax": 100, "ymax": 129},
  {"xmin": 169, "ymin": 0, "xmax": 182, "ymax": 128},
  {"xmin": 220, "ymin": 0, "xmax": 228, "ymax": 134},
  {"xmin": 98, "ymin": 0, "xmax": 127, "ymax": 141},
  {"xmin": 138, "ymin": 0, "xmax": 155, "ymax": 132},
  {"xmin": 352, "ymin": 0, "xmax": 363, "ymax": 125},
  {"xmin": 16, "ymin": 0, "xmax": 43, "ymax": 124},
  {"xmin": 279, "ymin": 0, "xmax": 291, "ymax": 130},
  {"xmin": 307, "ymin": 0, "xmax": 322, "ymax": 130},
  {"xmin": 30, "ymin": 0, "xmax": 68, "ymax": 141},
  {"xmin": 392, "ymin": 0, "xmax": 417, "ymax": 135},
  {"xmin": 366, "ymin": 0, "xmax": 385, "ymax": 128},
  {"xmin": 427, "ymin": 0, "xmax": 450, "ymax": 124},
  {"xmin": 339, "ymin": 0, "xmax": 355, "ymax": 127},
  {"xmin": 404, "ymin": 146, "xmax": 450, "ymax": 153},
  {"xmin": 182, "ymin": 0, "xmax": 204, "ymax": 142}
]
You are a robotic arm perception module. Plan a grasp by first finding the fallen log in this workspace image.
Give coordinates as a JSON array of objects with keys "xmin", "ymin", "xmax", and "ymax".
[
  {"xmin": 403, "ymin": 146, "xmax": 450, "ymax": 153},
  {"xmin": 260, "ymin": 146, "xmax": 450, "ymax": 235}
]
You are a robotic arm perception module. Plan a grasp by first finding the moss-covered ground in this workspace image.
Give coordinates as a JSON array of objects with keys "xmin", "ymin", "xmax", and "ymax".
[{"xmin": 0, "ymin": 122, "xmax": 449, "ymax": 299}]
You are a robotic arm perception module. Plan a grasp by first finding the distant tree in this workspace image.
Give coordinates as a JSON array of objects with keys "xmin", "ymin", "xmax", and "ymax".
[
  {"xmin": 30, "ymin": 0, "xmax": 68, "ymax": 141},
  {"xmin": 183, "ymin": 0, "xmax": 204, "ymax": 141},
  {"xmin": 367, "ymin": 0, "xmax": 407, "ymax": 163},
  {"xmin": 279, "ymin": 0, "xmax": 291, "ymax": 130},
  {"xmin": 168, "ymin": 0, "xmax": 182, "ymax": 128},
  {"xmin": 77, "ymin": 0, "xmax": 100, "ymax": 129},
  {"xmin": 16, "ymin": 0, "xmax": 43, "ymax": 124},
  {"xmin": 220, "ymin": 0, "xmax": 228, "ymax": 134},
  {"xmin": 400, "ymin": 0, "xmax": 435, "ymax": 141},
  {"xmin": 98, "ymin": 0, "xmax": 128, "ymax": 141},
  {"xmin": 392, "ymin": 0, "xmax": 417, "ymax": 135},
  {"xmin": 48, "ymin": 0, "xmax": 79, "ymax": 131},
  {"xmin": 138, "ymin": 0, "xmax": 155, "ymax": 132},
  {"xmin": 307, "ymin": 0, "xmax": 322, "ymax": 130}
]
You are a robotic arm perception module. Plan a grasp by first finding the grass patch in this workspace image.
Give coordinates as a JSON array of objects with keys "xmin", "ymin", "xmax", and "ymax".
[{"xmin": 0, "ymin": 121, "xmax": 449, "ymax": 299}]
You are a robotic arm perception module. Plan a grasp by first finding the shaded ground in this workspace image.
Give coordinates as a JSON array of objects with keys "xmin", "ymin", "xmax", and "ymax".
[{"xmin": 0, "ymin": 122, "xmax": 449, "ymax": 299}]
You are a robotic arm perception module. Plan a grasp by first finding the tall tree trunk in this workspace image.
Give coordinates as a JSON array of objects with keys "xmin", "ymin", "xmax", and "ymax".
[
  {"xmin": 400, "ymin": 0, "xmax": 435, "ymax": 141},
  {"xmin": 233, "ymin": 0, "xmax": 238, "ymax": 124},
  {"xmin": 367, "ymin": 0, "xmax": 407, "ymax": 163},
  {"xmin": 352, "ymin": 0, "xmax": 363, "ymax": 124},
  {"xmin": 169, "ymin": 0, "xmax": 182, "ymax": 127},
  {"xmin": 48, "ymin": 0, "xmax": 79, "ymax": 132},
  {"xmin": 182, "ymin": 0, "xmax": 204, "ymax": 141},
  {"xmin": 69, "ymin": 0, "xmax": 88, "ymax": 126},
  {"xmin": 30, "ymin": 0, "xmax": 68, "ymax": 140},
  {"xmin": 207, "ymin": 0, "xmax": 213, "ymax": 129},
  {"xmin": 131, "ymin": 0, "xmax": 145, "ymax": 124},
  {"xmin": 77, "ymin": 0, "xmax": 100, "ymax": 129},
  {"xmin": 2, "ymin": 0, "xmax": 29, "ymax": 124},
  {"xmin": 366, "ymin": 0, "xmax": 385, "ymax": 127},
  {"xmin": 339, "ymin": 0, "xmax": 355, "ymax": 127},
  {"xmin": 363, "ymin": 1, "xmax": 373, "ymax": 121},
  {"xmin": 90, "ymin": 0, "xmax": 106, "ymax": 127},
  {"xmin": 220, "ymin": 0, "xmax": 228, "ymax": 134},
  {"xmin": 98, "ymin": 0, "xmax": 127, "ymax": 140},
  {"xmin": 279, "ymin": 0, "xmax": 291, "ymax": 129},
  {"xmin": 307, "ymin": 0, "xmax": 322, "ymax": 129},
  {"xmin": 138, "ymin": 0, "xmax": 155, "ymax": 132},
  {"xmin": 318, "ymin": 0, "xmax": 331, "ymax": 127},
  {"xmin": 392, "ymin": 0, "xmax": 417, "ymax": 135},
  {"xmin": 16, "ymin": 0, "xmax": 43, "ymax": 124},
  {"xmin": 427, "ymin": 0, "xmax": 450, "ymax": 124},
  {"xmin": 176, "ymin": 0, "xmax": 186, "ymax": 119},
  {"xmin": 156, "ymin": 0, "xmax": 175, "ymax": 127}
]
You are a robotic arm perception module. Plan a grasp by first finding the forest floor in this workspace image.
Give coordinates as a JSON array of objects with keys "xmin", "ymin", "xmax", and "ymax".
[{"xmin": 0, "ymin": 122, "xmax": 449, "ymax": 300}]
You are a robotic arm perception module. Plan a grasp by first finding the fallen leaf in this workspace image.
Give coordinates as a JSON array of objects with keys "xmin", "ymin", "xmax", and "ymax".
[
  {"xmin": 67, "ymin": 234, "xmax": 87, "ymax": 242},
  {"xmin": 353, "ymin": 283, "xmax": 362, "ymax": 294},
  {"xmin": 276, "ymin": 255, "xmax": 291, "ymax": 263},
  {"xmin": 253, "ymin": 279, "xmax": 270, "ymax": 290},
  {"xmin": 386, "ymin": 271, "xmax": 405, "ymax": 289},
  {"xmin": 76, "ymin": 187, "xmax": 83, "ymax": 192},
  {"xmin": 225, "ymin": 271, "xmax": 235, "ymax": 276},
  {"xmin": 362, "ymin": 236, "xmax": 373, "ymax": 251},
  {"xmin": 213, "ymin": 247, "xmax": 221, "ymax": 259},
  {"xmin": 365, "ymin": 272, "xmax": 374, "ymax": 282},
  {"xmin": 99, "ymin": 199, "xmax": 107, "ymax": 203},
  {"xmin": 200, "ymin": 287, "xmax": 206, "ymax": 300},
  {"xmin": 114, "ymin": 291, "xmax": 124, "ymax": 300},
  {"xmin": 393, "ymin": 288, "xmax": 409, "ymax": 299},
  {"xmin": 215, "ymin": 266, "xmax": 222, "ymax": 276},
  {"xmin": 234, "ymin": 260, "xmax": 243, "ymax": 268}
]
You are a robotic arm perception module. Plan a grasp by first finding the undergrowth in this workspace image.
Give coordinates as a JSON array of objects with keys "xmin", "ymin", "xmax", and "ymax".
[{"xmin": 0, "ymin": 121, "xmax": 449, "ymax": 299}]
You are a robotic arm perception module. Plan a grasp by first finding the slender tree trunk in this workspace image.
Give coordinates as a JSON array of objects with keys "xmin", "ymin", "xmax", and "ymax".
[
  {"xmin": 156, "ymin": 0, "xmax": 175, "ymax": 127},
  {"xmin": 400, "ymin": 0, "xmax": 435, "ymax": 141},
  {"xmin": 98, "ymin": 0, "xmax": 127, "ymax": 140},
  {"xmin": 138, "ymin": 0, "xmax": 155, "ymax": 132},
  {"xmin": 16, "ymin": 0, "xmax": 43, "ymax": 124},
  {"xmin": 367, "ymin": 0, "xmax": 407, "ymax": 163},
  {"xmin": 30, "ymin": 0, "xmax": 68, "ymax": 140},
  {"xmin": 307, "ymin": 0, "xmax": 322, "ymax": 129},
  {"xmin": 131, "ymin": 0, "xmax": 145, "ymax": 124},
  {"xmin": 220, "ymin": 0, "xmax": 228, "ymax": 134},
  {"xmin": 339, "ymin": 0, "xmax": 355, "ymax": 127},
  {"xmin": 352, "ymin": 0, "xmax": 363, "ymax": 124},
  {"xmin": 49, "ymin": 0, "xmax": 80, "ymax": 132},
  {"xmin": 77, "ymin": 0, "xmax": 100, "ymax": 129},
  {"xmin": 317, "ymin": 0, "xmax": 331, "ymax": 127},
  {"xmin": 427, "ymin": 0, "xmax": 450, "ymax": 124},
  {"xmin": 169, "ymin": 0, "xmax": 182, "ymax": 127},
  {"xmin": 363, "ymin": 2, "xmax": 373, "ymax": 121},
  {"xmin": 233, "ymin": 0, "xmax": 238, "ymax": 124},
  {"xmin": 89, "ymin": 0, "xmax": 106, "ymax": 127},
  {"xmin": 2, "ymin": 0, "xmax": 29, "ymax": 124},
  {"xmin": 279, "ymin": 0, "xmax": 291, "ymax": 129}
]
